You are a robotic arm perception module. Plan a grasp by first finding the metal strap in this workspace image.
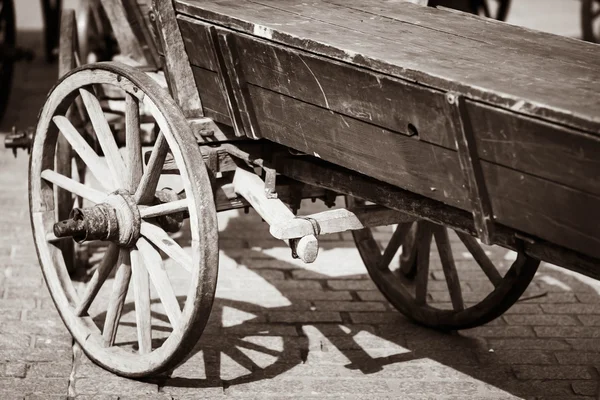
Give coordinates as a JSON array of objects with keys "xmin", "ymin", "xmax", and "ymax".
[{"xmin": 447, "ymin": 92, "xmax": 495, "ymax": 244}]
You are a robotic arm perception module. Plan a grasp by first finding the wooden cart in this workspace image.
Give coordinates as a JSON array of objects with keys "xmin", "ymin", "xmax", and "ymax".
[{"xmin": 28, "ymin": 0, "xmax": 600, "ymax": 377}]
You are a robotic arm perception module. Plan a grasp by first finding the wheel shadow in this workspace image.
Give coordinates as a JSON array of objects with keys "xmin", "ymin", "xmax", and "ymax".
[{"xmin": 145, "ymin": 206, "xmax": 600, "ymax": 398}]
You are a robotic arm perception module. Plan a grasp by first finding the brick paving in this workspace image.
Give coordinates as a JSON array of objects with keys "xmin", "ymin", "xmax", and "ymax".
[{"xmin": 1, "ymin": 6, "xmax": 600, "ymax": 400}]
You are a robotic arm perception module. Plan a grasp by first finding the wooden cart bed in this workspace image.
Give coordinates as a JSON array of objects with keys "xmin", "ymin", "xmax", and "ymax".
[{"xmin": 168, "ymin": 0, "xmax": 600, "ymax": 261}]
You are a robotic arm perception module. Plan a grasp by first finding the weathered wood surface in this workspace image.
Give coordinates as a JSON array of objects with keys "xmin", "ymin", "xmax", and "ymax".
[
  {"xmin": 175, "ymin": 0, "xmax": 600, "ymax": 134},
  {"xmin": 170, "ymin": 0, "xmax": 600, "ymax": 261}
]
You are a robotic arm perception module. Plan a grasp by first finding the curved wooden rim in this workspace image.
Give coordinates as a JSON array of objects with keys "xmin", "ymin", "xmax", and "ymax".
[
  {"xmin": 347, "ymin": 197, "xmax": 540, "ymax": 331},
  {"xmin": 30, "ymin": 62, "xmax": 219, "ymax": 377}
]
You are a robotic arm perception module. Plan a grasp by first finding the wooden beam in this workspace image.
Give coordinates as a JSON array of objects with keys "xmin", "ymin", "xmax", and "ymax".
[
  {"xmin": 232, "ymin": 168, "xmax": 318, "ymax": 263},
  {"xmin": 271, "ymin": 206, "xmax": 416, "ymax": 239}
]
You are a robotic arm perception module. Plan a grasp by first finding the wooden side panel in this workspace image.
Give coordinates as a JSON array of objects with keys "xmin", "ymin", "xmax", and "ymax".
[
  {"xmin": 247, "ymin": 84, "xmax": 469, "ymax": 208},
  {"xmin": 177, "ymin": 15, "xmax": 218, "ymax": 71},
  {"xmin": 484, "ymin": 163, "xmax": 600, "ymax": 260},
  {"xmin": 191, "ymin": 67, "xmax": 231, "ymax": 125},
  {"xmin": 469, "ymin": 102, "xmax": 600, "ymax": 197},
  {"xmin": 233, "ymin": 34, "xmax": 455, "ymax": 148}
]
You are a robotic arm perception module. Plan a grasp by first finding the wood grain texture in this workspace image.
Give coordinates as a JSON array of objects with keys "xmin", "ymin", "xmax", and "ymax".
[
  {"xmin": 212, "ymin": 32, "xmax": 452, "ymax": 147},
  {"xmin": 248, "ymin": 85, "xmax": 468, "ymax": 208},
  {"xmin": 100, "ymin": 0, "xmax": 146, "ymax": 63},
  {"xmin": 153, "ymin": 0, "xmax": 203, "ymax": 118},
  {"xmin": 175, "ymin": 0, "xmax": 600, "ymax": 135}
]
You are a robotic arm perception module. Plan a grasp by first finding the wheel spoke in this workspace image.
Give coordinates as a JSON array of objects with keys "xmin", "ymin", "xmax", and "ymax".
[
  {"xmin": 480, "ymin": 0, "xmax": 491, "ymax": 17},
  {"xmin": 140, "ymin": 199, "xmax": 188, "ymax": 218},
  {"xmin": 131, "ymin": 246, "xmax": 152, "ymax": 354},
  {"xmin": 41, "ymin": 169, "xmax": 106, "ymax": 204},
  {"xmin": 125, "ymin": 92, "xmax": 143, "ymax": 192},
  {"xmin": 457, "ymin": 232, "xmax": 503, "ymax": 287},
  {"xmin": 75, "ymin": 243, "xmax": 120, "ymax": 316},
  {"xmin": 433, "ymin": 227, "xmax": 465, "ymax": 311},
  {"xmin": 140, "ymin": 222, "xmax": 192, "ymax": 273},
  {"xmin": 379, "ymin": 223, "xmax": 412, "ymax": 270},
  {"xmin": 53, "ymin": 115, "xmax": 115, "ymax": 191},
  {"xmin": 414, "ymin": 223, "xmax": 433, "ymax": 305},
  {"xmin": 102, "ymin": 249, "xmax": 132, "ymax": 346},
  {"xmin": 135, "ymin": 133, "xmax": 169, "ymax": 205},
  {"xmin": 79, "ymin": 87, "xmax": 127, "ymax": 188},
  {"xmin": 137, "ymin": 238, "xmax": 182, "ymax": 329}
]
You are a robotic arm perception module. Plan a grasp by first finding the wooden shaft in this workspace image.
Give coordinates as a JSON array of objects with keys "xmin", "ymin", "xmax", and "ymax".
[
  {"xmin": 271, "ymin": 205, "xmax": 416, "ymax": 239},
  {"xmin": 233, "ymin": 168, "xmax": 318, "ymax": 263}
]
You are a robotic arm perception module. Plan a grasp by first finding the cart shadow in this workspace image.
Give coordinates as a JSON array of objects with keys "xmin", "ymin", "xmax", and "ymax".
[{"xmin": 146, "ymin": 209, "xmax": 600, "ymax": 398}]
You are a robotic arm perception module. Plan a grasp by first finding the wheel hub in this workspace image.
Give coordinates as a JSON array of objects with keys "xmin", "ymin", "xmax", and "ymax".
[{"xmin": 53, "ymin": 190, "xmax": 141, "ymax": 247}]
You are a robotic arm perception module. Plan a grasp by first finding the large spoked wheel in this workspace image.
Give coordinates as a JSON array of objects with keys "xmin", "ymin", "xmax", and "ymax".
[
  {"xmin": 470, "ymin": 0, "xmax": 511, "ymax": 21},
  {"xmin": 30, "ymin": 62, "xmax": 219, "ymax": 377},
  {"xmin": 582, "ymin": 0, "xmax": 600, "ymax": 43},
  {"xmin": 347, "ymin": 197, "xmax": 540, "ymax": 331},
  {"xmin": 0, "ymin": 0, "xmax": 15, "ymax": 122}
]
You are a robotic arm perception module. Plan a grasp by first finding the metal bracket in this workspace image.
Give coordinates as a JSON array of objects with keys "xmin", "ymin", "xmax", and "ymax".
[
  {"xmin": 262, "ymin": 165, "xmax": 278, "ymax": 199},
  {"xmin": 447, "ymin": 92, "xmax": 495, "ymax": 245}
]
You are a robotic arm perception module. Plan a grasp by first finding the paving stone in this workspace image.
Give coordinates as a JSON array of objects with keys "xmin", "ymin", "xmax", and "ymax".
[
  {"xmin": 486, "ymin": 339, "xmax": 571, "ymax": 351},
  {"xmin": 577, "ymin": 315, "xmax": 600, "ymax": 326},
  {"xmin": 512, "ymin": 365, "xmax": 592, "ymax": 380},
  {"xmin": 4, "ymin": 363, "xmax": 28, "ymax": 378},
  {"xmin": 348, "ymin": 312, "xmax": 407, "ymax": 325},
  {"xmin": 284, "ymin": 290, "xmax": 352, "ymax": 301},
  {"xmin": 534, "ymin": 326, "xmax": 600, "ymax": 338},
  {"xmin": 540, "ymin": 304, "xmax": 598, "ymax": 314},
  {"xmin": 504, "ymin": 314, "xmax": 580, "ymax": 326},
  {"xmin": 555, "ymin": 351, "xmax": 600, "ymax": 365},
  {"xmin": 312, "ymin": 301, "xmax": 386, "ymax": 312},
  {"xmin": 327, "ymin": 280, "xmax": 377, "ymax": 291},
  {"xmin": 478, "ymin": 350, "xmax": 556, "ymax": 365},
  {"xmin": 268, "ymin": 311, "xmax": 342, "ymax": 323},
  {"xmin": 0, "ymin": 333, "xmax": 31, "ymax": 349},
  {"xmin": 574, "ymin": 293, "xmax": 600, "ymax": 303},
  {"xmin": 566, "ymin": 339, "xmax": 600, "ymax": 351},
  {"xmin": 0, "ymin": 378, "xmax": 68, "ymax": 395},
  {"xmin": 27, "ymin": 362, "xmax": 71, "ymax": 378},
  {"xmin": 462, "ymin": 326, "xmax": 535, "ymax": 338},
  {"xmin": 572, "ymin": 381, "xmax": 598, "ymax": 396},
  {"xmin": 72, "ymin": 378, "xmax": 159, "ymax": 396}
]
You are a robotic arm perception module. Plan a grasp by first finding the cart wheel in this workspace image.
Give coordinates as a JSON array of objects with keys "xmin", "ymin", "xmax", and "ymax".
[
  {"xmin": 30, "ymin": 62, "xmax": 219, "ymax": 377},
  {"xmin": 347, "ymin": 197, "xmax": 539, "ymax": 331},
  {"xmin": 582, "ymin": 0, "xmax": 600, "ymax": 42},
  {"xmin": 470, "ymin": 0, "xmax": 511, "ymax": 21},
  {"xmin": 77, "ymin": 0, "xmax": 117, "ymax": 63},
  {"xmin": 0, "ymin": 0, "xmax": 15, "ymax": 122}
]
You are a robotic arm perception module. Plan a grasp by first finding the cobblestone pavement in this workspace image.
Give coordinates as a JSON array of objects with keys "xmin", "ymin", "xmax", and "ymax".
[{"xmin": 1, "ymin": 3, "xmax": 600, "ymax": 400}]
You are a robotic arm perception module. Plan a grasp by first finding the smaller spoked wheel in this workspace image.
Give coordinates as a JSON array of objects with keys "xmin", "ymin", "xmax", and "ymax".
[
  {"xmin": 347, "ymin": 197, "xmax": 540, "ymax": 331},
  {"xmin": 470, "ymin": 0, "xmax": 511, "ymax": 21},
  {"xmin": 30, "ymin": 62, "xmax": 219, "ymax": 377},
  {"xmin": 582, "ymin": 0, "xmax": 600, "ymax": 43},
  {"xmin": 0, "ymin": 0, "xmax": 15, "ymax": 122}
]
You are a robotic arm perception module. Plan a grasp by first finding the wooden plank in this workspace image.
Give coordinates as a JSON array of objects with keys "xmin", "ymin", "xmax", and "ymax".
[
  {"xmin": 153, "ymin": 0, "xmax": 203, "ymax": 118},
  {"xmin": 469, "ymin": 101, "xmax": 600, "ymax": 197},
  {"xmin": 484, "ymin": 162, "xmax": 600, "ymax": 261},
  {"xmin": 247, "ymin": 84, "xmax": 469, "ymax": 208},
  {"xmin": 100, "ymin": 0, "xmax": 146, "ymax": 63},
  {"xmin": 174, "ymin": 0, "xmax": 600, "ymax": 135},
  {"xmin": 447, "ymin": 94, "xmax": 494, "ymax": 243},
  {"xmin": 274, "ymin": 156, "xmax": 600, "ymax": 279},
  {"xmin": 191, "ymin": 66, "xmax": 231, "ymax": 125},
  {"xmin": 177, "ymin": 15, "xmax": 218, "ymax": 71},
  {"xmin": 224, "ymin": 32, "xmax": 454, "ymax": 148},
  {"xmin": 331, "ymin": 0, "xmax": 600, "ymax": 70},
  {"xmin": 214, "ymin": 30, "xmax": 260, "ymax": 138},
  {"xmin": 122, "ymin": 0, "xmax": 161, "ymax": 68}
]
